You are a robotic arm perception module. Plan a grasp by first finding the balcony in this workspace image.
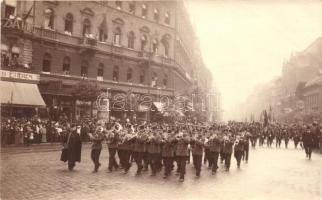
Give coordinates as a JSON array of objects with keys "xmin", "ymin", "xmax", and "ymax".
[
  {"xmin": 1, "ymin": 18, "xmax": 25, "ymax": 40},
  {"xmin": 79, "ymin": 36, "xmax": 97, "ymax": 54}
]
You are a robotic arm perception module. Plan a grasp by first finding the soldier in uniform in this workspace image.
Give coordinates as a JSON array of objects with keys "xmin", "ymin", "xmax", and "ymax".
[
  {"xmin": 106, "ymin": 125, "xmax": 120, "ymax": 172},
  {"xmin": 208, "ymin": 131, "xmax": 222, "ymax": 174},
  {"xmin": 88, "ymin": 126, "xmax": 105, "ymax": 172},
  {"xmin": 175, "ymin": 130, "xmax": 190, "ymax": 181},
  {"xmin": 275, "ymin": 128, "xmax": 282, "ymax": 148},
  {"xmin": 222, "ymin": 134, "xmax": 234, "ymax": 171},
  {"xmin": 132, "ymin": 128, "xmax": 148, "ymax": 175},
  {"xmin": 147, "ymin": 128, "xmax": 162, "ymax": 176},
  {"xmin": 302, "ymin": 125, "xmax": 314, "ymax": 160},
  {"xmin": 234, "ymin": 136, "xmax": 244, "ymax": 168},
  {"xmin": 161, "ymin": 130, "xmax": 176, "ymax": 178},
  {"xmin": 191, "ymin": 132, "xmax": 204, "ymax": 177}
]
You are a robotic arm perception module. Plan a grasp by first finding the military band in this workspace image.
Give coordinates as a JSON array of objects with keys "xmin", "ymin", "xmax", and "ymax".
[{"xmin": 60, "ymin": 121, "xmax": 320, "ymax": 180}]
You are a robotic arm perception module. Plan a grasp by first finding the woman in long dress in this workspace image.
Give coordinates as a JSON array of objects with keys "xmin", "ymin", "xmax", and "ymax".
[{"xmin": 40, "ymin": 124, "xmax": 47, "ymax": 143}]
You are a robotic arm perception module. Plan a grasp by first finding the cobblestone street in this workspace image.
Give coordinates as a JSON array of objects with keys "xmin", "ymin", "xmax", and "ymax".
[{"xmin": 1, "ymin": 144, "xmax": 321, "ymax": 200}]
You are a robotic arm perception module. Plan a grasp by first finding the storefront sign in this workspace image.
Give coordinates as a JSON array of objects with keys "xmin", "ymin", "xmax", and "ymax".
[{"xmin": 1, "ymin": 70, "xmax": 40, "ymax": 81}]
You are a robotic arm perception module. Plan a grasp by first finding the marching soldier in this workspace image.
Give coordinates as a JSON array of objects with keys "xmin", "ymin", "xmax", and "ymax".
[
  {"xmin": 175, "ymin": 130, "xmax": 190, "ymax": 181},
  {"xmin": 302, "ymin": 125, "xmax": 314, "ymax": 160},
  {"xmin": 208, "ymin": 131, "xmax": 222, "ymax": 174},
  {"xmin": 147, "ymin": 128, "xmax": 162, "ymax": 176},
  {"xmin": 234, "ymin": 136, "xmax": 244, "ymax": 168},
  {"xmin": 132, "ymin": 128, "xmax": 148, "ymax": 175},
  {"xmin": 161, "ymin": 130, "xmax": 176, "ymax": 179},
  {"xmin": 118, "ymin": 128, "xmax": 134, "ymax": 174},
  {"xmin": 106, "ymin": 126, "xmax": 120, "ymax": 172},
  {"xmin": 88, "ymin": 126, "xmax": 105, "ymax": 172},
  {"xmin": 222, "ymin": 135, "xmax": 234, "ymax": 171},
  {"xmin": 191, "ymin": 132, "xmax": 204, "ymax": 177}
]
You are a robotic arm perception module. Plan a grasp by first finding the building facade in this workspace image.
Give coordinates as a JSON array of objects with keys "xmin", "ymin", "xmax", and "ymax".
[{"xmin": 1, "ymin": 0, "xmax": 212, "ymax": 122}]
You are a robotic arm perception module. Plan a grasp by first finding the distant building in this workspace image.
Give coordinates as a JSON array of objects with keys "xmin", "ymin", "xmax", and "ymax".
[{"xmin": 303, "ymin": 75, "xmax": 322, "ymax": 113}]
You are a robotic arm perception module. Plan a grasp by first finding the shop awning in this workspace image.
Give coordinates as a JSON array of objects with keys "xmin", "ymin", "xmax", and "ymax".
[{"xmin": 0, "ymin": 81, "xmax": 46, "ymax": 107}]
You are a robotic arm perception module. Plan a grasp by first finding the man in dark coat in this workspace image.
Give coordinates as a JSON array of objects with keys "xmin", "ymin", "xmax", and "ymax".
[
  {"xmin": 89, "ymin": 126, "xmax": 105, "ymax": 172},
  {"xmin": 302, "ymin": 126, "xmax": 314, "ymax": 160},
  {"xmin": 61, "ymin": 124, "xmax": 82, "ymax": 171},
  {"xmin": 175, "ymin": 131, "xmax": 190, "ymax": 182}
]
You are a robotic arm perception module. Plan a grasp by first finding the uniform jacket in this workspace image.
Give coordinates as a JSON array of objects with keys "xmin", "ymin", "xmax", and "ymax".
[
  {"xmin": 175, "ymin": 137, "xmax": 190, "ymax": 156},
  {"xmin": 191, "ymin": 138, "xmax": 204, "ymax": 155}
]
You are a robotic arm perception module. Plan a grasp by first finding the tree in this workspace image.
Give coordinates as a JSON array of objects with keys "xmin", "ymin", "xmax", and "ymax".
[{"xmin": 71, "ymin": 80, "xmax": 101, "ymax": 119}]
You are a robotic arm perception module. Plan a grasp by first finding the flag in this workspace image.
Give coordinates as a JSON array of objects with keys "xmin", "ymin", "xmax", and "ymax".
[{"xmin": 23, "ymin": 5, "xmax": 33, "ymax": 21}]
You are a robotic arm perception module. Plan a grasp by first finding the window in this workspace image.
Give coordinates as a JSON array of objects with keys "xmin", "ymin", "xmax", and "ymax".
[
  {"xmin": 97, "ymin": 63, "xmax": 104, "ymax": 80},
  {"xmin": 163, "ymin": 74, "xmax": 168, "ymax": 87},
  {"xmin": 161, "ymin": 35, "xmax": 170, "ymax": 57},
  {"xmin": 81, "ymin": 61, "xmax": 88, "ymax": 77},
  {"xmin": 152, "ymin": 39, "xmax": 158, "ymax": 54},
  {"xmin": 62, "ymin": 57, "xmax": 70, "ymax": 75},
  {"xmin": 141, "ymin": 3, "xmax": 147, "ymax": 18},
  {"xmin": 115, "ymin": 1, "xmax": 122, "ymax": 10},
  {"xmin": 98, "ymin": 29, "xmax": 108, "ymax": 42},
  {"xmin": 98, "ymin": 16, "xmax": 108, "ymax": 42},
  {"xmin": 153, "ymin": 8, "xmax": 159, "ymax": 21},
  {"xmin": 5, "ymin": 5, "xmax": 15, "ymax": 19},
  {"xmin": 44, "ymin": 8, "xmax": 54, "ymax": 29},
  {"xmin": 127, "ymin": 68, "xmax": 133, "ymax": 82},
  {"xmin": 64, "ymin": 13, "xmax": 73, "ymax": 34},
  {"xmin": 141, "ymin": 35, "xmax": 147, "ymax": 51},
  {"xmin": 114, "ymin": 27, "xmax": 121, "ymax": 45},
  {"xmin": 113, "ymin": 66, "xmax": 119, "ymax": 81},
  {"xmin": 129, "ymin": 1, "xmax": 135, "ymax": 13},
  {"xmin": 82, "ymin": 18, "xmax": 91, "ymax": 36},
  {"xmin": 165, "ymin": 11, "xmax": 170, "ymax": 25},
  {"xmin": 42, "ymin": 53, "xmax": 51, "ymax": 72},
  {"xmin": 139, "ymin": 70, "xmax": 145, "ymax": 84},
  {"xmin": 151, "ymin": 72, "xmax": 158, "ymax": 87},
  {"xmin": 128, "ymin": 31, "xmax": 135, "ymax": 49}
]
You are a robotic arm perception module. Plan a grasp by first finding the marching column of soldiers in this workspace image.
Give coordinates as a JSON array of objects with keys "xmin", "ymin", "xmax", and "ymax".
[
  {"xmin": 61, "ymin": 122, "xmax": 252, "ymax": 181},
  {"xmin": 60, "ymin": 120, "xmax": 320, "ymax": 181}
]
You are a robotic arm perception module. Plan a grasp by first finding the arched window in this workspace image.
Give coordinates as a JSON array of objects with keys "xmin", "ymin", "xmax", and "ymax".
[
  {"xmin": 153, "ymin": 8, "xmax": 159, "ymax": 21},
  {"xmin": 127, "ymin": 68, "xmax": 133, "ymax": 82},
  {"xmin": 152, "ymin": 38, "xmax": 158, "ymax": 54},
  {"xmin": 64, "ymin": 13, "xmax": 73, "ymax": 34},
  {"xmin": 42, "ymin": 53, "xmax": 51, "ymax": 72},
  {"xmin": 82, "ymin": 18, "xmax": 91, "ymax": 36},
  {"xmin": 81, "ymin": 60, "xmax": 88, "ymax": 77},
  {"xmin": 139, "ymin": 69, "xmax": 145, "ymax": 84},
  {"xmin": 163, "ymin": 74, "xmax": 168, "ymax": 87},
  {"xmin": 161, "ymin": 35, "xmax": 170, "ymax": 57},
  {"xmin": 165, "ymin": 11, "xmax": 170, "ymax": 25},
  {"xmin": 128, "ymin": 31, "xmax": 135, "ymax": 49},
  {"xmin": 141, "ymin": 3, "xmax": 147, "ymax": 18},
  {"xmin": 98, "ymin": 16, "xmax": 108, "ymax": 42},
  {"xmin": 97, "ymin": 63, "xmax": 104, "ymax": 80},
  {"xmin": 114, "ymin": 27, "xmax": 121, "ymax": 45},
  {"xmin": 113, "ymin": 65, "xmax": 119, "ymax": 81},
  {"xmin": 141, "ymin": 35, "xmax": 147, "ymax": 51},
  {"xmin": 44, "ymin": 8, "xmax": 54, "ymax": 29},
  {"xmin": 62, "ymin": 56, "xmax": 71, "ymax": 74}
]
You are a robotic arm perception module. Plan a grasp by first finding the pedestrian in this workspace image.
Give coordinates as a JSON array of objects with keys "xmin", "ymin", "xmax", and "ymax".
[{"xmin": 40, "ymin": 124, "xmax": 47, "ymax": 143}]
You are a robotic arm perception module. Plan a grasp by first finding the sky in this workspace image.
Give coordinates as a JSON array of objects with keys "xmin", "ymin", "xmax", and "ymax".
[{"xmin": 186, "ymin": 0, "xmax": 322, "ymax": 120}]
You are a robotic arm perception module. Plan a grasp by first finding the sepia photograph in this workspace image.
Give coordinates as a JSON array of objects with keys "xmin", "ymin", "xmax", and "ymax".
[{"xmin": 0, "ymin": 0, "xmax": 321, "ymax": 200}]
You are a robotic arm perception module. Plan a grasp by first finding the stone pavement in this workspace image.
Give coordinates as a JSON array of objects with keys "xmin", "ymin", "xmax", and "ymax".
[{"xmin": 1, "ymin": 143, "xmax": 321, "ymax": 200}]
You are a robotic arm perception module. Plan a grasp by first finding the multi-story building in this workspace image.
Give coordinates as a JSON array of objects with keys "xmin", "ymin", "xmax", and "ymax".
[
  {"xmin": 1, "ymin": 0, "xmax": 212, "ymax": 121},
  {"xmin": 303, "ymin": 75, "xmax": 322, "ymax": 114}
]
